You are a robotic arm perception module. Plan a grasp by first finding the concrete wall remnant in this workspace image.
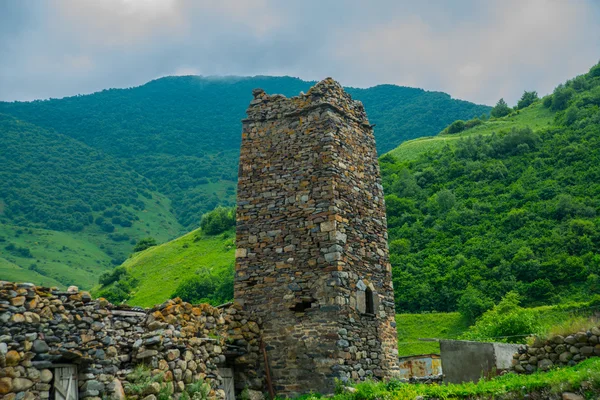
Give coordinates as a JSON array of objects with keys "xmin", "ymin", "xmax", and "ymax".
[
  {"xmin": 439, "ymin": 340, "xmax": 520, "ymax": 383},
  {"xmin": 234, "ymin": 78, "xmax": 399, "ymax": 396}
]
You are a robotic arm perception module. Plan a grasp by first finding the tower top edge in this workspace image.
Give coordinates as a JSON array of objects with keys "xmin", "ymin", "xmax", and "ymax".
[{"xmin": 244, "ymin": 77, "xmax": 369, "ymax": 124}]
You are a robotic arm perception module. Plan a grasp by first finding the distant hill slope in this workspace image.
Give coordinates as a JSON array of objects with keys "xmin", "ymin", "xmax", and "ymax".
[
  {"xmin": 0, "ymin": 114, "xmax": 182, "ymax": 288},
  {"xmin": 93, "ymin": 228, "xmax": 235, "ymax": 308},
  {"xmin": 0, "ymin": 76, "xmax": 490, "ymax": 229},
  {"xmin": 386, "ymin": 101, "xmax": 555, "ymax": 162},
  {"xmin": 382, "ymin": 62, "xmax": 600, "ymax": 313}
]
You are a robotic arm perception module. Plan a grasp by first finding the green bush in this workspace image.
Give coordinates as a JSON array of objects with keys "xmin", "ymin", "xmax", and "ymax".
[
  {"xmin": 172, "ymin": 269, "xmax": 233, "ymax": 306},
  {"xmin": 447, "ymin": 120, "xmax": 466, "ymax": 134},
  {"xmin": 516, "ymin": 91, "xmax": 539, "ymax": 109},
  {"xmin": 133, "ymin": 237, "xmax": 157, "ymax": 252},
  {"xmin": 461, "ymin": 291, "xmax": 541, "ymax": 342},
  {"xmin": 200, "ymin": 206, "xmax": 235, "ymax": 235}
]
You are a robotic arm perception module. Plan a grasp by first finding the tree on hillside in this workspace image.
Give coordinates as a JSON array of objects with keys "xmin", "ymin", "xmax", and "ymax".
[
  {"xmin": 200, "ymin": 206, "xmax": 236, "ymax": 235},
  {"xmin": 133, "ymin": 237, "xmax": 157, "ymax": 252},
  {"xmin": 517, "ymin": 91, "xmax": 539, "ymax": 109},
  {"xmin": 490, "ymin": 98, "xmax": 512, "ymax": 118}
]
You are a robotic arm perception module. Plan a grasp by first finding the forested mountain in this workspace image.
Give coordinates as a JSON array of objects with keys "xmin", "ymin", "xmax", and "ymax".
[
  {"xmin": 383, "ymin": 62, "xmax": 600, "ymax": 313},
  {"xmin": 0, "ymin": 76, "xmax": 489, "ymax": 228},
  {"xmin": 0, "ymin": 114, "xmax": 181, "ymax": 288},
  {"xmin": 94, "ymin": 64, "xmax": 600, "ymax": 314}
]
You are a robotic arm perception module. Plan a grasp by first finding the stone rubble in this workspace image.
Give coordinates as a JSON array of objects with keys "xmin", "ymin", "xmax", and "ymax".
[{"xmin": 0, "ymin": 281, "xmax": 263, "ymax": 399}]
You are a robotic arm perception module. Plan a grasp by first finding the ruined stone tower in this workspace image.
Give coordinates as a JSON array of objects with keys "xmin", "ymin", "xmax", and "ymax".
[{"xmin": 235, "ymin": 79, "xmax": 399, "ymax": 396}]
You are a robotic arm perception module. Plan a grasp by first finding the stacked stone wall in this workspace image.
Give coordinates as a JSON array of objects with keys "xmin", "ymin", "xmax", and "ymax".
[
  {"xmin": 513, "ymin": 327, "xmax": 600, "ymax": 373},
  {"xmin": 235, "ymin": 79, "xmax": 399, "ymax": 396},
  {"xmin": 0, "ymin": 282, "xmax": 262, "ymax": 400}
]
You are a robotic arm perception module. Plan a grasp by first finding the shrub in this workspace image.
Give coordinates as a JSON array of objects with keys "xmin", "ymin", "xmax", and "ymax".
[
  {"xmin": 133, "ymin": 237, "xmax": 157, "ymax": 252},
  {"xmin": 200, "ymin": 206, "xmax": 235, "ymax": 235},
  {"xmin": 461, "ymin": 291, "xmax": 542, "ymax": 342},
  {"xmin": 172, "ymin": 269, "xmax": 233, "ymax": 306},
  {"xmin": 447, "ymin": 120, "xmax": 466, "ymax": 134},
  {"xmin": 517, "ymin": 91, "xmax": 539, "ymax": 109},
  {"xmin": 98, "ymin": 266, "xmax": 128, "ymax": 286},
  {"xmin": 551, "ymin": 85, "xmax": 575, "ymax": 111}
]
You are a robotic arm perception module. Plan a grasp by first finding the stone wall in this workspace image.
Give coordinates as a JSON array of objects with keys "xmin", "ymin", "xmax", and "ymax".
[
  {"xmin": 0, "ymin": 282, "xmax": 262, "ymax": 400},
  {"xmin": 513, "ymin": 327, "xmax": 600, "ymax": 373},
  {"xmin": 235, "ymin": 78, "xmax": 399, "ymax": 396}
]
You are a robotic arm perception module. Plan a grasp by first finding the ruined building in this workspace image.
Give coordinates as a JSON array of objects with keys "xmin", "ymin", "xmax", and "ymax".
[
  {"xmin": 235, "ymin": 78, "xmax": 399, "ymax": 396},
  {"xmin": 0, "ymin": 79, "xmax": 398, "ymax": 400}
]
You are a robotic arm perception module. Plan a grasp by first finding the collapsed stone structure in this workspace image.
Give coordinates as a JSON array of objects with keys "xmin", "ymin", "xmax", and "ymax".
[
  {"xmin": 235, "ymin": 78, "xmax": 399, "ymax": 395},
  {"xmin": 1, "ymin": 78, "xmax": 398, "ymax": 400},
  {"xmin": 0, "ymin": 282, "xmax": 262, "ymax": 400}
]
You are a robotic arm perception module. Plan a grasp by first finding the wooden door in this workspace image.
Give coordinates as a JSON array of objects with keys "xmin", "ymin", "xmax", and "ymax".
[
  {"xmin": 54, "ymin": 366, "xmax": 78, "ymax": 400},
  {"xmin": 218, "ymin": 367, "xmax": 235, "ymax": 400}
]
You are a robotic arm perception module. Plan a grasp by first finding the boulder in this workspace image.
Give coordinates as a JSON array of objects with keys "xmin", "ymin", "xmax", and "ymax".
[
  {"xmin": 0, "ymin": 377, "xmax": 12, "ymax": 395},
  {"xmin": 538, "ymin": 358, "xmax": 553, "ymax": 371},
  {"xmin": 12, "ymin": 378, "xmax": 33, "ymax": 391}
]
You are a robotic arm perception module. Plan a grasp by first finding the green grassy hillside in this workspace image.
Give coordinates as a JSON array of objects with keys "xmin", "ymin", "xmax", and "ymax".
[
  {"xmin": 387, "ymin": 100, "xmax": 555, "ymax": 162},
  {"xmin": 94, "ymin": 228, "xmax": 235, "ymax": 308},
  {"xmin": 0, "ymin": 114, "xmax": 183, "ymax": 288}
]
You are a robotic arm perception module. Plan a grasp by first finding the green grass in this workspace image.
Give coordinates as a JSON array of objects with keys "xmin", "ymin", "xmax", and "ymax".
[
  {"xmin": 323, "ymin": 358, "xmax": 600, "ymax": 400},
  {"xmin": 396, "ymin": 312, "xmax": 470, "ymax": 357},
  {"xmin": 112, "ymin": 228, "xmax": 235, "ymax": 308},
  {"xmin": 386, "ymin": 101, "xmax": 555, "ymax": 162},
  {"xmin": 395, "ymin": 301, "xmax": 599, "ymax": 357},
  {"xmin": 0, "ymin": 191, "xmax": 184, "ymax": 289}
]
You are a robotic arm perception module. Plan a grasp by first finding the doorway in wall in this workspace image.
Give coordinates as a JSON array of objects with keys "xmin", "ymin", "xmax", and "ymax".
[
  {"xmin": 218, "ymin": 367, "xmax": 235, "ymax": 400},
  {"xmin": 51, "ymin": 365, "xmax": 78, "ymax": 400}
]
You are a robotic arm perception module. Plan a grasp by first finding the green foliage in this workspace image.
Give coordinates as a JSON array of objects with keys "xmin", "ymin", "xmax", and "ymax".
[
  {"xmin": 124, "ymin": 365, "xmax": 166, "ymax": 396},
  {"xmin": 0, "ymin": 114, "xmax": 151, "ymax": 232},
  {"xmin": 382, "ymin": 63, "xmax": 600, "ymax": 312},
  {"xmin": 133, "ymin": 237, "xmax": 158, "ymax": 252},
  {"xmin": 517, "ymin": 90, "xmax": 539, "ymax": 110},
  {"xmin": 98, "ymin": 266, "xmax": 128, "ymax": 286},
  {"xmin": 490, "ymin": 98, "xmax": 512, "ymax": 118},
  {"xmin": 322, "ymin": 358, "xmax": 600, "ymax": 400},
  {"xmin": 97, "ymin": 266, "xmax": 138, "ymax": 304},
  {"xmin": 0, "ymin": 76, "xmax": 489, "ymax": 230},
  {"xmin": 447, "ymin": 120, "xmax": 466, "ymax": 134},
  {"xmin": 550, "ymin": 84, "xmax": 575, "ymax": 111},
  {"xmin": 461, "ymin": 291, "xmax": 541, "ymax": 342},
  {"xmin": 172, "ymin": 267, "xmax": 233, "ymax": 306},
  {"xmin": 395, "ymin": 312, "xmax": 470, "ymax": 356},
  {"xmin": 200, "ymin": 206, "xmax": 236, "ymax": 235},
  {"xmin": 180, "ymin": 379, "xmax": 211, "ymax": 400},
  {"xmin": 457, "ymin": 285, "xmax": 494, "ymax": 323},
  {"xmin": 99, "ymin": 228, "xmax": 236, "ymax": 307}
]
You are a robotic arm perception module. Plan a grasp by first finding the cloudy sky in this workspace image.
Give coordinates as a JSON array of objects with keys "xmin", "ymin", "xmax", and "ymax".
[{"xmin": 1, "ymin": 0, "xmax": 599, "ymax": 105}]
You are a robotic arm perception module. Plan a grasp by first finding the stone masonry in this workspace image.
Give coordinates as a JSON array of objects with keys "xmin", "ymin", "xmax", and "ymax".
[
  {"xmin": 0, "ymin": 282, "xmax": 263, "ymax": 400},
  {"xmin": 235, "ymin": 78, "xmax": 400, "ymax": 396},
  {"xmin": 513, "ymin": 327, "xmax": 600, "ymax": 374}
]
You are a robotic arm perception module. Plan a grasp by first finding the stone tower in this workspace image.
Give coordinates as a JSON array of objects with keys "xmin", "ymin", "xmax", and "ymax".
[{"xmin": 234, "ymin": 79, "xmax": 399, "ymax": 396}]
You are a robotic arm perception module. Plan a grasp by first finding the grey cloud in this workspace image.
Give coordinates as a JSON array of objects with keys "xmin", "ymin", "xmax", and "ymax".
[{"xmin": 0, "ymin": 0, "xmax": 598, "ymax": 104}]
